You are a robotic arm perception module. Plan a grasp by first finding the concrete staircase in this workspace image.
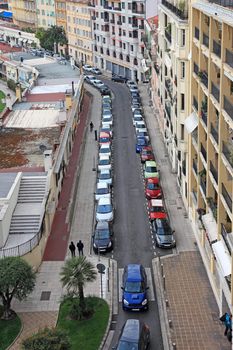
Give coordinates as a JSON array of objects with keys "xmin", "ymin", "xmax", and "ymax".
[{"xmin": 18, "ymin": 176, "xmax": 47, "ymax": 204}]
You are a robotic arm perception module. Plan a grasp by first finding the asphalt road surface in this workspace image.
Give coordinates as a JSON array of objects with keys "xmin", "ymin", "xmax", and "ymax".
[{"xmin": 102, "ymin": 79, "xmax": 164, "ymax": 350}]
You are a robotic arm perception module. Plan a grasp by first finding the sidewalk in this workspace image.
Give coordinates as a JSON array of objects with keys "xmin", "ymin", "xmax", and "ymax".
[{"xmin": 139, "ymin": 83, "xmax": 231, "ymax": 350}]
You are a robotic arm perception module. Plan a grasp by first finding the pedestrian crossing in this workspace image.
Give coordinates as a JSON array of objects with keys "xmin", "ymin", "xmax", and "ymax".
[{"xmin": 118, "ymin": 267, "xmax": 155, "ymax": 303}]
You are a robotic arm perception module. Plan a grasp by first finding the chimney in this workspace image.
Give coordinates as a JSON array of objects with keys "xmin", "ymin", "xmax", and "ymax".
[
  {"xmin": 15, "ymin": 83, "xmax": 22, "ymax": 102},
  {"xmin": 44, "ymin": 150, "xmax": 53, "ymax": 172}
]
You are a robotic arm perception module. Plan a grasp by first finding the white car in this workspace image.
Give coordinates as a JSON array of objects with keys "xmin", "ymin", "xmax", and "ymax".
[
  {"xmin": 136, "ymin": 128, "xmax": 150, "ymax": 142},
  {"xmin": 83, "ymin": 64, "xmax": 93, "ymax": 72},
  {"xmin": 102, "ymin": 108, "xmax": 112, "ymax": 118},
  {"xmin": 102, "ymin": 116, "xmax": 113, "ymax": 126},
  {"xmin": 99, "ymin": 144, "xmax": 111, "ymax": 157},
  {"xmin": 133, "ymin": 115, "xmax": 144, "ymax": 126},
  {"xmin": 135, "ymin": 120, "xmax": 146, "ymax": 130},
  {"xmin": 102, "ymin": 95, "xmax": 111, "ymax": 103},
  {"xmin": 131, "ymin": 104, "xmax": 142, "ymax": 113},
  {"xmin": 97, "ymin": 169, "xmax": 113, "ymax": 187},
  {"xmin": 95, "ymin": 182, "xmax": 111, "ymax": 201},
  {"xmin": 98, "ymin": 155, "xmax": 112, "ymax": 171},
  {"xmin": 93, "ymin": 79, "xmax": 105, "ymax": 88},
  {"xmin": 96, "ymin": 197, "xmax": 114, "ymax": 223},
  {"xmin": 130, "ymin": 86, "xmax": 139, "ymax": 93},
  {"xmin": 127, "ymin": 80, "xmax": 137, "ymax": 88},
  {"xmin": 84, "ymin": 75, "xmax": 96, "ymax": 84}
]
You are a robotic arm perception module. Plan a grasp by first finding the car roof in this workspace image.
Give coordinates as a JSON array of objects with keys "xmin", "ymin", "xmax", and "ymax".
[
  {"xmin": 121, "ymin": 319, "xmax": 140, "ymax": 343},
  {"xmin": 95, "ymin": 220, "xmax": 109, "ymax": 230},
  {"xmin": 99, "ymin": 132, "xmax": 110, "ymax": 138},
  {"xmin": 98, "ymin": 197, "xmax": 111, "ymax": 205},
  {"xmin": 100, "ymin": 144, "xmax": 111, "ymax": 149},
  {"xmin": 99, "ymin": 154, "xmax": 110, "ymax": 160},
  {"xmin": 125, "ymin": 264, "xmax": 142, "ymax": 280},
  {"xmin": 142, "ymin": 146, "xmax": 153, "ymax": 151},
  {"xmin": 86, "ymin": 75, "xmax": 95, "ymax": 79},
  {"xmin": 146, "ymin": 177, "xmax": 159, "ymax": 184},
  {"xmin": 151, "ymin": 199, "xmax": 163, "ymax": 206},
  {"xmin": 96, "ymin": 182, "xmax": 108, "ymax": 189},
  {"xmin": 145, "ymin": 160, "xmax": 157, "ymax": 166},
  {"xmin": 99, "ymin": 169, "xmax": 110, "ymax": 174}
]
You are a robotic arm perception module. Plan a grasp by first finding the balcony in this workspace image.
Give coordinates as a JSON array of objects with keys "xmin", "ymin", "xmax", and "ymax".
[
  {"xmin": 203, "ymin": 33, "xmax": 209, "ymax": 48},
  {"xmin": 161, "ymin": 0, "xmax": 188, "ymax": 20},
  {"xmin": 165, "ymin": 29, "xmax": 171, "ymax": 43},
  {"xmin": 195, "ymin": 27, "xmax": 199, "ymax": 40},
  {"xmin": 223, "ymin": 96, "xmax": 233, "ymax": 122},
  {"xmin": 193, "ymin": 159, "xmax": 197, "ymax": 174},
  {"xmin": 194, "ymin": 62, "xmax": 199, "ymax": 75},
  {"xmin": 193, "ymin": 96, "xmax": 198, "ymax": 111},
  {"xmin": 226, "ymin": 49, "xmax": 233, "ymax": 69},
  {"xmin": 104, "ymin": 17, "xmax": 109, "ymax": 23},
  {"xmin": 222, "ymin": 183, "xmax": 232, "ymax": 212},
  {"xmin": 210, "ymin": 161, "xmax": 218, "ymax": 183},
  {"xmin": 165, "ymin": 101, "xmax": 171, "ymax": 120},
  {"xmin": 201, "ymin": 143, "xmax": 207, "ymax": 162},
  {"xmin": 201, "ymin": 71, "xmax": 208, "ymax": 88},
  {"xmin": 213, "ymin": 39, "xmax": 221, "ymax": 58},
  {"xmin": 210, "ymin": 123, "xmax": 219, "ymax": 144},
  {"xmin": 201, "ymin": 109, "xmax": 207, "ymax": 126},
  {"xmin": 200, "ymin": 178, "xmax": 206, "ymax": 195},
  {"xmin": 207, "ymin": 197, "xmax": 217, "ymax": 221},
  {"xmin": 132, "ymin": 8, "xmax": 144, "ymax": 14},
  {"xmin": 221, "ymin": 224, "xmax": 232, "ymax": 255},
  {"xmin": 192, "ymin": 129, "xmax": 198, "ymax": 145},
  {"xmin": 211, "ymin": 82, "xmax": 220, "ymax": 102},
  {"xmin": 222, "ymin": 141, "xmax": 233, "ymax": 169}
]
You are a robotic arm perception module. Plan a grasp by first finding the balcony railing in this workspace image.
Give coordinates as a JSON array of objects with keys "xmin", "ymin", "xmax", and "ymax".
[
  {"xmin": 193, "ymin": 96, "xmax": 198, "ymax": 111},
  {"xmin": 203, "ymin": 33, "xmax": 209, "ymax": 48},
  {"xmin": 222, "ymin": 141, "xmax": 233, "ymax": 168},
  {"xmin": 224, "ymin": 96, "xmax": 233, "ymax": 121},
  {"xmin": 165, "ymin": 101, "xmax": 171, "ymax": 120},
  {"xmin": 201, "ymin": 71, "xmax": 208, "ymax": 88},
  {"xmin": 200, "ymin": 178, "xmax": 206, "ymax": 195},
  {"xmin": 192, "ymin": 129, "xmax": 198, "ymax": 145},
  {"xmin": 201, "ymin": 143, "xmax": 207, "ymax": 161},
  {"xmin": 194, "ymin": 62, "xmax": 199, "ymax": 75},
  {"xmin": 226, "ymin": 48, "xmax": 233, "ymax": 68},
  {"xmin": 222, "ymin": 183, "xmax": 232, "ymax": 212},
  {"xmin": 210, "ymin": 123, "xmax": 219, "ymax": 144},
  {"xmin": 193, "ymin": 159, "xmax": 197, "ymax": 174},
  {"xmin": 195, "ymin": 27, "xmax": 199, "ymax": 40},
  {"xmin": 207, "ymin": 197, "xmax": 217, "ymax": 221},
  {"xmin": 213, "ymin": 39, "xmax": 221, "ymax": 58},
  {"xmin": 211, "ymin": 82, "xmax": 220, "ymax": 102},
  {"xmin": 161, "ymin": 0, "xmax": 188, "ymax": 19},
  {"xmin": 165, "ymin": 29, "xmax": 171, "ymax": 43},
  {"xmin": 221, "ymin": 224, "xmax": 232, "ymax": 255},
  {"xmin": 201, "ymin": 110, "xmax": 207, "ymax": 126},
  {"xmin": 210, "ymin": 161, "xmax": 218, "ymax": 183},
  {"xmin": 209, "ymin": 0, "xmax": 233, "ymax": 8}
]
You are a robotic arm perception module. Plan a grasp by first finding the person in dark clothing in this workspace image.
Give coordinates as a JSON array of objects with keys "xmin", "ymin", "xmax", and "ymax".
[
  {"xmin": 224, "ymin": 313, "xmax": 232, "ymax": 336},
  {"xmin": 90, "ymin": 121, "xmax": 94, "ymax": 132},
  {"xmin": 77, "ymin": 240, "xmax": 84, "ymax": 256},
  {"xmin": 69, "ymin": 241, "xmax": 76, "ymax": 257}
]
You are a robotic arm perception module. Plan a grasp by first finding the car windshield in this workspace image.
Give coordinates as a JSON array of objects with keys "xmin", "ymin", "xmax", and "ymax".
[
  {"xmin": 99, "ymin": 159, "xmax": 110, "ymax": 165},
  {"xmin": 103, "ymin": 110, "xmax": 111, "ymax": 116},
  {"xmin": 147, "ymin": 183, "xmax": 159, "ymax": 190},
  {"xmin": 96, "ymin": 188, "xmax": 108, "ymax": 195},
  {"xmin": 97, "ymin": 204, "xmax": 112, "ymax": 213},
  {"xmin": 146, "ymin": 166, "xmax": 157, "ymax": 172},
  {"xmin": 124, "ymin": 281, "xmax": 144, "ymax": 293},
  {"xmin": 137, "ymin": 132, "xmax": 146, "ymax": 137},
  {"xmin": 95, "ymin": 230, "xmax": 110, "ymax": 239},
  {"xmin": 117, "ymin": 341, "xmax": 138, "ymax": 350},
  {"xmin": 157, "ymin": 227, "xmax": 172, "ymax": 236},
  {"xmin": 150, "ymin": 206, "xmax": 165, "ymax": 213},
  {"xmin": 100, "ymin": 148, "xmax": 110, "ymax": 153},
  {"xmin": 100, "ymin": 137, "xmax": 110, "ymax": 143},
  {"xmin": 137, "ymin": 139, "xmax": 146, "ymax": 145},
  {"xmin": 99, "ymin": 173, "xmax": 110, "ymax": 180}
]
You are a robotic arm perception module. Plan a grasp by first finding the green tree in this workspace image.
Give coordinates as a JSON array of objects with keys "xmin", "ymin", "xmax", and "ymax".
[
  {"xmin": 22, "ymin": 327, "xmax": 71, "ymax": 350},
  {"xmin": 0, "ymin": 257, "xmax": 36, "ymax": 320},
  {"xmin": 60, "ymin": 256, "xmax": 97, "ymax": 311},
  {"xmin": 36, "ymin": 25, "xmax": 67, "ymax": 52}
]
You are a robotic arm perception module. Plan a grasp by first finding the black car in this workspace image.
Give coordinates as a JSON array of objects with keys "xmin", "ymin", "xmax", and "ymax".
[
  {"xmin": 131, "ymin": 91, "xmax": 141, "ymax": 100},
  {"xmin": 113, "ymin": 319, "xmax": 150, "ymax": 350},
  {"xmin": 99, "ymin": 86, "xmax": 111, "ymax": 96},
  {"xmin": 111, "ymin": 75, "xmax": 127, "ymax": 83},
  {"xmin": 92, "ymin": 221, "xmax": 113, "ymax": 254},
  {"xmin": 152, "ymin": 218, "xmax": 176, "ymax": 249}
]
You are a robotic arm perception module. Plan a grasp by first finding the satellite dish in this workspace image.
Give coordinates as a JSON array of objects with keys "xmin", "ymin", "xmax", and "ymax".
[{"xmin": 39, "ymin": 144, "xmax": 47, "ymax": 153}]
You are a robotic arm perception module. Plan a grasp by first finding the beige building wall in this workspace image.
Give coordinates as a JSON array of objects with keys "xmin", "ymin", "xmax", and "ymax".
[
  {"xmin": 36, "ymin": 0, "xmax": 56, "ymax": 29},
  {"xmin": 55, "ymin": 0, "xmax": 67, "ymax": 30},
  {"xmin": 11, "ymin": 0, "xmax": 37, "ymax": 28},
  {"xmin": 188, "ymin": 1, "xmax": 233, "ymax": 312},
  {"xmin": 66, "ymin": 0, "xmax": 93, "ymax": 65}
]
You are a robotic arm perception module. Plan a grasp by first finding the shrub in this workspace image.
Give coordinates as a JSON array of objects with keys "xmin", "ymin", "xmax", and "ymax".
[
  {"xmin": 7, "ymin": 79, "xmax": 16, "ymax": 92},
  {"xmin": 22, "ymin": 328, "xmax": 71, "ymax": 350}
]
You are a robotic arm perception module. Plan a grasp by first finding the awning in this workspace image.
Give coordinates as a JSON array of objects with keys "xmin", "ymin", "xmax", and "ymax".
[
  {"xmin": 202, "ymin": 212, "xmax": 218, "ymax": 242},
  {"xmin": 212, "ymin": 240, "xmax": 231, "ymax": 277},
  {"xmin": 184, "ymin": 112, "xmax": 198, "ymax": 133}
]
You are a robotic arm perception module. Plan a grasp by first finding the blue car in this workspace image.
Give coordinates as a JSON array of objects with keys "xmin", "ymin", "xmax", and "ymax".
[
  {"xmin": 121, "ymin": 264, "xmax": 149, "ymax": 311},
  {"xmin": 136, "ymin": 136, "xmax": 148, "ymax": 153}
]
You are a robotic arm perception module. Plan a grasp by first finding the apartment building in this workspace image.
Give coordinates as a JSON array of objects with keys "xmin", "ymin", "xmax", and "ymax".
[
  {"xmin": 11, "ymin": 0, "xmax": 37, "ymax": 28},
  {"xmin": 89, "ymin": 0, "xmax": 146, "ymax": 81},
  {"xmin": 55, "ymin": 0, "xmax": 66, "ymax": 30},
  {"xmin": 36, "ymin": 0, "xmax": 56, "ymax": 28},
  {"xmin": 66, "ymin": 0, "xmax": 93, "ymax": 65},
  {"xmin": 188, "ymin": 1, "xmax": 233, "ymax": 311},
  {"xmin": 156, "ymin": 0, "xmax": 190, "ymax": 205}
]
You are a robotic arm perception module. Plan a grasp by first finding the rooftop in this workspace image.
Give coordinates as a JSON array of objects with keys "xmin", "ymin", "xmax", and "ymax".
[{"xmin": 193, "ymin": 1, "xmax": 233, "ymax": 25}]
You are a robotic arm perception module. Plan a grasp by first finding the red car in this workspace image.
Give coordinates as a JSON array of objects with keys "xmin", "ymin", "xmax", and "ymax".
[
  {"xmin": 148, "ymin": 199, "xmax": 167, "ymax": 221},
  {"xmin": 145, "ymin": 178, "xmax": 162, "ymax": 199},
  {"xmin": 140, "ymin": 146, "xmax": 155, "ymax": 163}
]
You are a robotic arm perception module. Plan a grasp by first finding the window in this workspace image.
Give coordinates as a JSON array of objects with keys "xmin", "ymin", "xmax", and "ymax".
[
  {"xmin": 122, "ymin": 16, "xmax": 125, "ymax": 23},
  {"xmin": 181, "ymin": 29, "xmax": 185, "ymax": 46},
  {"xmin": 123, "ymin": 43, "xmax": 126, "ymax": 49},
  {"xmin": 131, "ymin": 45, "xmax": 133, "ymax": 52},
  {"xmin": 181, "ymin": 61, "xmax": 185, "ymax": 79},
  {"xmin": 128, "ymin": 3, "xmax": 131, "ymax": 10},
  {"xmin": 181, "ymin": 124, "xmax": 184, "ymax": 140},
  {"xmin": 122, "ymin": 2, "xmax": 125, "ymax": 9},
  {"xmin": 181, "ymin": 93, "xmax": 185, "ymax": 110},
  {"xmin": 123, "ymin": 30, "xmax": 126, "ymax": 36},
  {"xmin": 128, "ymin": 17, "xmax": 132, "ymax": 24}
]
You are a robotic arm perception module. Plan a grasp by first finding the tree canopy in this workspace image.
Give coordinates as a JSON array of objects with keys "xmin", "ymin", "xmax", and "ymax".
[
  {"xmin": 0, "ymin": 257, "xmax": 36, "ymax": 319},
  {"xmin": 35, "ymin": 25, "xmax": 67, "ymax": 52}
]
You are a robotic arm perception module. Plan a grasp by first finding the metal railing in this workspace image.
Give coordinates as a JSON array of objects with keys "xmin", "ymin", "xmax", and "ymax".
[
  {"xmin": 192, "ymin": 129, "xmax": 198, "ymax": 144},
  {"xmin": 210, "ymin": 161, "xmax": 218, "ymax": 183},
  {"xmin": 209, "ymin": 0, "xmax": 233, "ymax": 7},
  {"xmin": 201, "ymin": 71, "xmax": 208, "ymax": 88},
  {"xmin": 213, "ymin": 40, "xmax": 221, "ymax": 58},
  {"xmin": 195, "ymin": 27, "xmax": 199, "ymax": 40},
  {"xmin": 211, "ymin": 82, "xmax": 220, "ymax": 102},
  {"xmin": 224, "ymin": 96, "xmax": 233, "ymax": 121},
  {"xmin": 165, "ymin": 101, "xmax": 171, "ymax": 120},
  {"xmin": 201, "ymin": 143, "xmax": 207, "ymax": 161},
  {"xmin": 203, "ymin": 33, "xmax": 209, "ymax": 48},
  {"xmin": 201, "ymin": 110, "xmax": 207, "ymax": 126},
  {"xmin": 193, "ymin": 96, "xmax": 198, "ymax": 111},
  {"xmin": 200, "ymin": 178, "xmax": 206, "ymax": 195},
  {"xmin": 210, "ymin": 123, "xmax": 219, "ymax": 144},
  {"xmin": 226, "ymin": 49, "xmax": 233, "ymax": 68},
  {"xmin": 194, "ymin": 62, "xmax": 199, "ymax": 75},
  {"xmin": 161, "ymin": 0, "xmax": 188, "ymax": 19},
  {"xmin": 222, "ymin": 141, "xmax": 233, "ymax": 168},
  {"xmin": 221, "ymin": 224, "xmax": 232, "ymax": 255},
  {"xmin": 193, "ymin": 159, "xmax": 197, "ymax": 174},
  {"xmin": 222, "ymin": 183, "xmax": 232, "ymax": 212}
]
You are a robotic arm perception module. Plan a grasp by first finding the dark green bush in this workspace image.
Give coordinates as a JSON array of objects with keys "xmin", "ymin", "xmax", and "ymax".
[{"xmin": 22, "ymin": 328, "xmax": 71, "ymax": 350}]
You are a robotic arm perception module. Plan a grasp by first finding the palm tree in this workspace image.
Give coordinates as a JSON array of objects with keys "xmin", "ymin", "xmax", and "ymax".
[{"xmin": 60, "ymin": 256, "xmax": 97, "ymax": 309}]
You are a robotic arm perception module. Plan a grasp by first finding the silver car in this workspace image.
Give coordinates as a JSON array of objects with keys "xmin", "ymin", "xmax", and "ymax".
[{"xmin": 96, "ymin": 197, "xmax": 114, "ymax": 223}]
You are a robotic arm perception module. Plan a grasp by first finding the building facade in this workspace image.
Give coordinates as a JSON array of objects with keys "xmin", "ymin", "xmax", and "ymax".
[
  {"xmin": 55, "ymin": 0, "xmax": 67, "ymax": 30},
  {"xmin": 89, "ymin": 0, "xmax": 146, "ymax": 81},
  {"xmin": 11, "ymin": 0, "xmax": 37, "ymax": 28},
  {"xmin": 36, "ymin": 0, "xmax": 56, "ymax": 28},
  {"xmin": 156, "ymin": 0, "xmax": 190, "ymax": 205},
  {"xmin": 66, "ymin": 0, "xmax": 93, "ymax": 65},
  {"xmin": 188, "ymin": 1, "xmax": 233, "ymax": 312}
]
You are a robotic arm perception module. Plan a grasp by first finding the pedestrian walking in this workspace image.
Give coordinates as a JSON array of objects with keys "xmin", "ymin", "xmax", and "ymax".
[
  {"xmin": 69, "ymin": 241, "xmax": 76, "ymax": 257},
  {"xmin": 77, "ymin": 240, "xmax": 84, "ymax": 256},
  {"xmin": 90, "ymin": 121, "xmax": 94, "ymax": 132},
  {"xmin": 220, "ymin": 312, "xmax": 232, "ymax": 336}
]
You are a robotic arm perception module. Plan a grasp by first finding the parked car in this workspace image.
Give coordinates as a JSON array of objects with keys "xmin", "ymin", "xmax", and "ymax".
[
  {"xmin": 152, "ymin": 218, "xmax": 176, "ymax": 249},
  {"xmin": 144, "ymin": 160, "xmax": 159, "ymax": 179},
  {"xmin": 97, "ymin": 169, "xmax": 113, "ymax": 186},
  {"xmin": 145, "ymin": 178, "xmax": 162, "ymax": 199},
  {"xmin": 148, "ymin": 199, "xmax": 167, "ymax": 221},
  {"xmin": 133, "ymin": 115, "xmax": 143, "ymax": 126},
  {"xmin": 91, "ymin": 67, "xmax": 102, "ymax": 75},
  {"xmin": 99, "ymin": 86, "xmax": 111, "ymax": 96},
  {"xmin": 140, "ymin": 146, "xmax": 155, "ymax": 163},
  {"xmin": 102, "ymin": 95, "xmax": 111, "ymax": 103},
  {"xmin": 135, "ymin": 120, "xmax": 146, "ymax": 131},
  {"xmin": 127, "ymin": 80, "xmax": 137, "ymax": 88},
  {"xmin": 83, "ymin": 64, "xmax": 93, "ymax": 72},
  {"xmin": 132, "ymin": 97, "xmax": 141, "ymax": 105},
  {"xmin": 130, "ymin": 86, "xmax": 139, "ymax": 93},
  {"xmin": 121, "ymin": 264, "xmax": 149, "ymax": 311},
  {"xmin": 131, "ymin": 104, "xmax": 142, "ymax": 113},
  {"xmin": 111, "ymin": 74, "xmax": 127, "ymax": 83},
  {"xmin": 99, "ymin": 144, "xmax": 111, "ymax": 157},
  {"xmin": 98, "ymin": 155, "xmax": 112, "ymax": 171},
  {"xmin": 112, "ymin": 319, "xmax": 150, "ymax": 350},
  {"xmin": 92, "ymin": 221, "xmax": 113, "ymax": 254},
  {"xmin": 96, "ymin": 197, "xmax": 114, "ymax": 223},
  {"xmin": 95, "ymin": 182, "xmax": 111, "ymax": 201},
  {"xmin": 100, "ymin": 124, "xmax": 113, "ymax": 138},
  {"xmin": 102, "ymin": 116, "xmax": 113, "ymax": 127},
  {"xmin": 93, "ymin": 79, "xmax": 105, "ymax": 89},
  {"xmin": 102, "ymin": 101, "xmax": 111, "ymax": 110},
  {"xmin": 136, "ymin": 136, "xmax": 149, "ymax": 153},
  {"xmin": 84, "ymin": 75, "xmax": 96, "ymax": 84},
  {"xmin": 102, "ymin": 109, "xmax": 112, "ymax": 118},
  {"xmin": 136, "ymin": 129, "xmax": 150, "ymax": 142},
  {"xmin": 99, "ymin": 132, "xmax": 111, "ymax": 147}
]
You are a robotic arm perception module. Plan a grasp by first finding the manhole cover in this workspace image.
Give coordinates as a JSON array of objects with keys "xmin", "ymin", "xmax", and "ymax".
[{"xmin": 40, "ymin": 291, "xmax": 51, "ymax": 301}]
